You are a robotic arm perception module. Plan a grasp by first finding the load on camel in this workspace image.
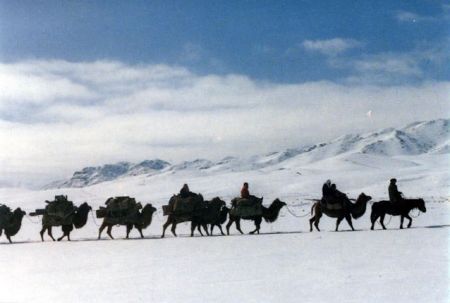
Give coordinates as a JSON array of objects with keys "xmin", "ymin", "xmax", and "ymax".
[
  {"xmin": 161, "ymin": 184, "xmax": 206, "ymax": 238},
  {"xmin": 97, "ymin": 196, "xmax": 157, "ymax": 239},
  {"xmin": 0, "ymin": 204, "xmax": 26, "ymax": 243},
  {"xmin": 226, "ymin": 197, "xmax": 286, "ymax": 235},
  {"xmin": 30, "ymin": 195, "xmax": 92, "ymax": 241}
]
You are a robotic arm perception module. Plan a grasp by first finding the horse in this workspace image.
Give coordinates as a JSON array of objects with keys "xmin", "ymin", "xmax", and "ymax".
[{"xmin": 370, "ymin": 198, "xmax": 426, "ymax": 230}]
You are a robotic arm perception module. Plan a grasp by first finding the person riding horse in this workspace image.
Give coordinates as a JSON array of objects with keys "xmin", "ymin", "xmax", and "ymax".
[{"xmin": 388, "ymin": 178, "xmax": 403, "ymax": 204}]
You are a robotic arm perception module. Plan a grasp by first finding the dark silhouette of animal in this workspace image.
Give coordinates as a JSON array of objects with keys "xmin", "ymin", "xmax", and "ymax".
[
  {"xmin": 0, "ymin": 208, "xmax": 26, "ymax": 243},
  {"xmin": 190, "ymin": 197, "xmax": 229, "ymax": 236},
  {"xmin": 226, "ymin": 198, "xmax": 286, "ymax": 235},
  {"xmin": 98, "ymin": 204, "xmax": 157, "ymax": 239},
  {"xmin": 309, "ymin": 193, "xmax": 372, "ymax": 232},
  {"xmin": 370, "ymin": 198, "xmax": 426, "ymax": 230},
  {"xmin": 161, "ymin": 194, "xmax": 205, "ymax": 238},
  {"xmin": 39, "ymin": 202, "xmax": 92, "ymax": 241}
]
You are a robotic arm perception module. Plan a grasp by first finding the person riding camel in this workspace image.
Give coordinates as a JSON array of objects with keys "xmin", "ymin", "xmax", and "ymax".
[
  {"xmin": 321, "ymin": 180, "xmax": 350, "ymax": 208},
  {"xmin": 240, "ymin": 182, "xmax": 261, "ymax": 203},
  {"xmin": 322, "ymin": 180, "xmax": 333, "ymax": 198},
  {"xmin": 388, "ymin": 178, "xmax": 403, "ymax": 204},
  {"xmin": 179, "ymin": 184, "xmax": 196, "ymax": 199},
  {"xmin": 241, "ymin": 182, "xmax": 250, "ymax": 199}
]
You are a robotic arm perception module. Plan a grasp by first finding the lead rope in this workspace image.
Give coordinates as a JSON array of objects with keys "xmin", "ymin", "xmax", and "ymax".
[
  {"xmin": 284, "ymin": 204, "xmax": 311, "ymax": 218},
  {"xmin": 25, "ymin": 214, "xmax": 41, "ymax": 224},
  {"xmin": 89, "ymin": 209, "xmax": 101, "ymax": 227}
]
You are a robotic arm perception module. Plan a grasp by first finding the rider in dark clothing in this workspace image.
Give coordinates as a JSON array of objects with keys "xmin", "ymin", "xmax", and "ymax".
[
  {"xmin": 388, "ymin": 178, "xmax": 403, "ymax": 203},
  {"xmin": 179, "ymin": 184, "xmax": 196, "ymax": 198},
  {"xmin": 322, "ymin": 180, "xmax": 333, "ymax": 198}
]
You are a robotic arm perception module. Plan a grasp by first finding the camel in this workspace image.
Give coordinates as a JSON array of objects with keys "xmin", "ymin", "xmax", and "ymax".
[
  {"xmin": 98, "ymin": 204, "xmax": 157, "ymax": 239},
  {"xmin": 226, "ymin": 198, "xmax": 286, "ymax": 235},
  {"xmin": 39, "ymin": 202, "xmax": 92, "ymax": 241},
  {"xmin": 309, "ymin": 193, "xmax": 372, "ymax": 232},
  {"xmin": 161, "ymin": 194, "xmax": 205, "ymax": 238},
  {"xmin": 0, "ymin": 208, "xmax": 26, "ymax": 243},
  {"xmin": 190, "ymin": 197, "xmax": 229, "ymax": 236},
  {"xmin": 370, "ymin": 198, "xmax": 426, "ymax": 230}
]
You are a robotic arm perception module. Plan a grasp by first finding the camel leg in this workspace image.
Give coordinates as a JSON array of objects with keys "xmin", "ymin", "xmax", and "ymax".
[
  {"xmin": 405, "ymin": 214, "xmax": 413, "ymax": 228},
  {"xmin": 126, "ymin": 224, "xmax": 132, "ymax": 239},
  {"xmin": 250, "ymin": 217, "xmax": 261, "ymax": 234},
  {"xmin": 345, "ymin": 214, "xmax": 355, "ymax": 231},
  {"xmin": 380, "ymin": 214, "xmax": 387, "ymax": 230},
  {"xmin": 47, "ymin": 227, "xmax": 56, "ymax": 241},
  {"xmin": 210, "ymin": 224, "xmax": 215, "ymax": 235},
  {"xmin": 313, "ymin": 211, "xmax": 322, "ymax": 232},
  {"xmin": 190, "ymin": 222, "xmax": 197, "ymax": 237},
  {"xmin": 161, "ymin": 217, "xmax": 172, "ymax": 238},
  {"xmin": 57, "ymin": 232, "xmax": 66, "ymax": 241},
  {"xmin": 400, "ymin": 216, "xmax": 404, "ymax": 229},
  {"xmin": 235, "ymin": 219, "xmax": 244, "ymax": 235},
  {"xmin": 226, "ymin": 218, "xmax": 234, "ymax": 235},
  {"xmin": 171, "ymin": 222, "xmax": 178, "ymax": 237},
  {"xmin": 0, "ymin": 229, "xmax": 2, "ymax": 237},
  {"xmin": 107, "ymin": 225, "xmax": 114, "ymax": 239},
  {"xmin": 202, "ymin": 224, "xmax": 209, "ymax": 236},
  {"xmin": 335, "ymin": 216, "xmax": 344, "ymax": 231},
  {"xmin": 218, "ymin": 225, "xmax": 225, "ymax": 236},
  {"xmin": 98, "ymin": 222, "xmax": 107, "ymax": 240},
  {"xmin": 136, "ymin": 225, "xmax": 144, "ymax": 238},
  {"xmin": 7, "ymin": 234, "xmax": 12, "ymax": 244},
  {"xmin": 40, "ymin": 226, "xmax": 47, "ymax": 242},
  {"xmin": 370, "ymin": 213, "xmax": 379, "ymax": 230}
]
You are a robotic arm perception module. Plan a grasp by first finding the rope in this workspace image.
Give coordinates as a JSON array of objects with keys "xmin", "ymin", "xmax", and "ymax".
[
  {"xmin": 284, "ymin": 205, "xmax": 310, "ymax": 218},
  {"xmin": 410, "ymin": 208, "xmax": 421, "ymax": 218},
  {"xmin": 89, "ymin": 209, "xmax": 101, "ymax": 227},
  {"xmin": 25, "ymin": 214, "xmax": 41, "ymax": 224}
]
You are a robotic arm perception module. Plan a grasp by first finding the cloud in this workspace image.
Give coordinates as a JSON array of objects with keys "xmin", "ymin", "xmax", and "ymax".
[
  {"xmin": 395, "ymin": 11, "xmax": 435, "ymax": 23},
  {"xmin": 302, "ymin": 38, "xmax": 363, "ymax": 56},
  {"xmin": 0, "ymin": 59, "xmax": 448, "ymax": 187}
]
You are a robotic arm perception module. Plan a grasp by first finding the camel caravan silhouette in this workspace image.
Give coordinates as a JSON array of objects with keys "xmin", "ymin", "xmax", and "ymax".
[{"xmin": 0, "ymin": 179, "xmax": 430, "ymax": 243}]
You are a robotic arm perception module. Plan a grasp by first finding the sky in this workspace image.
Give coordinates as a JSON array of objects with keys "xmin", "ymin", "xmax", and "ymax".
[{"xmin": 0, "ymin": 1, "xmax": 449, "ymax": 187}]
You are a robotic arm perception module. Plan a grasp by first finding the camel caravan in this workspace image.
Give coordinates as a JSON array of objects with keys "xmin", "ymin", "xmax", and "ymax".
[{"xmin": 0, "ymin": 178, "xmax": 428, "ymax": 243}]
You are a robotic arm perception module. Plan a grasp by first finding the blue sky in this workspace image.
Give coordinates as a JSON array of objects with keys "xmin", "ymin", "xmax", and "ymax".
[
  {"xmin": 0, "ymin": 1, "xmax": 449, "ymax": 187},
  {"xmin": 1, "ymin": 0, "xmax": 448, "ymax": 83}
]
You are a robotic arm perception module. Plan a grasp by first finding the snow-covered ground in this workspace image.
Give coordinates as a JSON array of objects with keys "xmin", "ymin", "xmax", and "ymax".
[{"xmin": 0, "ymin": 149, "xmax": 449, "ymax": 302}]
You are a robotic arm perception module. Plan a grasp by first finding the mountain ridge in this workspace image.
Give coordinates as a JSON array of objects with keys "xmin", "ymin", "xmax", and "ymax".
[{"xmin": 44, "ymin": 118, "xmax": 450, "ymax": 189}]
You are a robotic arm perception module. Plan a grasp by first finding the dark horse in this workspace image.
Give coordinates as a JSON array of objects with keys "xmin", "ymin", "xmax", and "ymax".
[
  {"xmin": 40, "ymin": 202, "xmax": 92, "ymax": 241},
  {"xmin": 98, "ymin": 204, "xmax": 157, "ymax": 239},
  {"xmin": 191, "ymin": 197, "xmax": 229, "ymax": 236},
  {"xmin": 370, "ymin": 198, "xmax": 426, "ymax": 230},
  {"xmin": 0, "ymin": 208, "xmax": 26, "ymax": 243},
  {"xmin": 309, "ymin": 193, "xmax": 372, "ymax": 232},
  {"xmin": 226, "ymin": 198, "xmax": 286, "ymax": 235}
]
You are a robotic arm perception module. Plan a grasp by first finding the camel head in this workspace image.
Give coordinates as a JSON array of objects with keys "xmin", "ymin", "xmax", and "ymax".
[
  {"xmin": 356, "ymin": 193, "xmax": 372, "ymax": 204},
  {"xmin": 78, "ymin": 202, "xmax": 92, "ymax": 212},
  {"xmin": 272, "ymin": 198, "xmax": 287, "ymax": 208},
  {"xmin": 13, "ymin": 207, "xmax": 26, "ymax": 217},
  {"xmin": 143, "ymin": 203, "xmax": 157, "ymax": 214}
]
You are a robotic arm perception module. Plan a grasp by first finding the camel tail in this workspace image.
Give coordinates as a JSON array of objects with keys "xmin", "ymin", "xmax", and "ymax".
[{"xmin": 310, "ymin": 203, "xmax": 315, "ymax": 216}]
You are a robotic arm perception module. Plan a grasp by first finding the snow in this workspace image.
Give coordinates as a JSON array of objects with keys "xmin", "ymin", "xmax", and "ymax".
[{"xmin": 0, "ymin": 118, "xmax": 448, "ymax": 302}]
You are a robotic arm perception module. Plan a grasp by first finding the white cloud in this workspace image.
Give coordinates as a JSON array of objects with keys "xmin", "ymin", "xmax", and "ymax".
[
  {"xmin": 0, "ymin": 60, "xmax": 448, "ymax": 187},
  {"xmin": 302, "ymin": 38, "xmax": 362, "ymax": 56},
  {"xmin": 395, "ymin": 11, "xmax": 436, "ymax": 23}
]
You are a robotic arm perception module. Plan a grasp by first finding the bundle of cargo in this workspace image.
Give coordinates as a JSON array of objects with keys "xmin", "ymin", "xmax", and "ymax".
[
  {"xmin": 96, "ymin": 196, "xmax": 142, "ymax": 225},
  {"xmin": 162, "ymin": 194, "xmax": 204, "ymax": 216},
  {"xmin": 0, "ymin": 204, "xmax": 12, "ymax": 228},
  {"xmin": 230, "ymin": 197, "xmax": 263, "ymax": 217},
  {"xmin": 30, "ymin": 195, "xmax": 77, "ymax": 225}
]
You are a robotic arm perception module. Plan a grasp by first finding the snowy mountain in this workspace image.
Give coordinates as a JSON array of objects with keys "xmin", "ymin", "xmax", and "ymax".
[
  {"xmin": 45, "ymin": 118, "xmax": 449, "ymax": 189},
  {"xmin": 45, "ymin": 159, "xmax": 170, "ymax": 189}
]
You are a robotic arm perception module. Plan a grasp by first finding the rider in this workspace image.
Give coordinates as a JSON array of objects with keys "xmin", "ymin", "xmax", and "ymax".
[
  {"xmin": 240, "ymin": 182, "xmax": 261, "ymax": 203},
  {"xmin": 388, "ymin": 178, "xmax": 403, "ymax": 204},
  {"xmin": 179, "ymin": 184, "xmax": 196, "ymax": 198}
]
